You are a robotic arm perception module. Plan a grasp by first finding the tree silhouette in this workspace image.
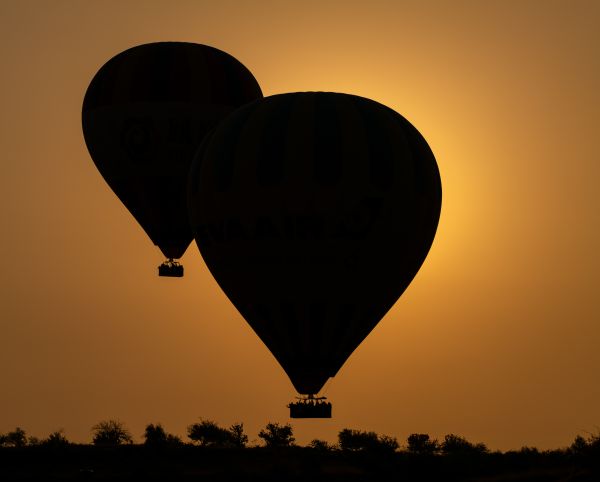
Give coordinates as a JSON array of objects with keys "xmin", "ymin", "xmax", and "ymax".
[
  {"xmin": 91, "ymin": 420, "xmax": 133, "ymax": 446},
  {"xmin": 258, "ymin": 422, "xmax": 295, "ymax": 448},
  {"xmin": 406, "ymin": 433, "xmax": 439, "ymax": 455}
]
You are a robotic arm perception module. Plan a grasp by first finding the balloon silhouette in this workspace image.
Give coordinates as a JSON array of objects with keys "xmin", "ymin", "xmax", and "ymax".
[
  {"xmin": 82, "ymin": 42, "xmax": 263, "ymax": 275},
  {"xmin": 188, "ymin": 92, "xmax": 441, "ymax": 399}
]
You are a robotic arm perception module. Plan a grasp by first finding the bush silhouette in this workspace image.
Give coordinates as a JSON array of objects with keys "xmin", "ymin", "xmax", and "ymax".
[
  {"xmin": 406, "ymin": 433, "xmax": 439, "ymax": 455},
  {"xmin": 143, "ymin": 423, "xmax": 182, "ymax": 447},
  {"xmin": 41, "ymin": 430, "xmax": 70, "ymax": 447},
  {"xmin": 338, "ymin": 428, "xmax": 398, "ymax": 452},
  {"xmin": 378, "ymin": 434, "xmax": 400, "ymax": 452},
  {"xmin": 569, "ymin": 435, "xmax": 588, "ymax": 455},
  {"xmin": 188, "ymin": 419, "xmax": 229, "ymax": 447},
  {"xmin": 0, "ymin": 427, "xmax": 27, "ymax": 447},
  {"xmin": 228, "ymin": 423, "xmax": 248, "ymax": 448},
  {"xmin": 441, "ymin": 434, "xmax": 488, "ymax": 455},
  {"xmin": 568, "ymin": 431, "xmax": 600, "ymax": 457},
  {"xmin": 27, "ymin": 436, "xmax": 41, "ymax": 446},
  {"xmin": 309, "ymin": 439, "xmax": 334, "ymax": 451},
  {"xmin": 258, "ymin": 422, "xmax": 295, "ymax": 448},
  {"xmin": 91, "ymin": 420, "xmax": 133, "ymax": 446},
  {"xmin": 187, "ymin": 419, "xmax": 247, "ymax": 448}
]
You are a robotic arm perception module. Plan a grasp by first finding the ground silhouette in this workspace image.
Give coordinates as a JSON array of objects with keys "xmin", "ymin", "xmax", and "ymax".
[{"xmin": 1, "ymin": 421, "xmax": 598, "ymax": 481}]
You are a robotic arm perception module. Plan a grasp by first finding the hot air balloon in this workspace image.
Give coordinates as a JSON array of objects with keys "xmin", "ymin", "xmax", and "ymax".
[
  {"xmin": 188, "ymin": 92, "xmax": 441, "ymax": 416},
  {"xmin": 82, "ymin": 42, "xmax": 263, "ymax": 276}
]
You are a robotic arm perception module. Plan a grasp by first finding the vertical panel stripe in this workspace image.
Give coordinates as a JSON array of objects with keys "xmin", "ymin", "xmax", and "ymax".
[{"xmin": 313, "ymin": 93, "xmax": 343, "ymax": 186}]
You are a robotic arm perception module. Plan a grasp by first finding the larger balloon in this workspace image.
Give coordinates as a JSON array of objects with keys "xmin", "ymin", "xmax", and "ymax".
[
  {"xmin": 82, "ymin": 42, "xmax": 262, "ymax": 263},
  {"xmin": 188, "ymin": 92, "xmax": 442, "ymax": 395}
]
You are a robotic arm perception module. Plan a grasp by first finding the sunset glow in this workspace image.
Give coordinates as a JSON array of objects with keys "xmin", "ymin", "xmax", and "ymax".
[{"xmin": 1, "ymin": 0, "xmax": 598, "ymax": 450}]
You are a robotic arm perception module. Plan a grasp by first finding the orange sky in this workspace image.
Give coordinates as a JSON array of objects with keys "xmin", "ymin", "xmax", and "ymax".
[{"xmin": 1, "ymin": 0, "xmax": 598, "ymax": 450}]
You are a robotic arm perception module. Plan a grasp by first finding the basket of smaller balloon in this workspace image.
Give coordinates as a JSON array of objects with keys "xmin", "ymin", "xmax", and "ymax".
[{"xmin": 158, "ymin": 260, "xmax": 183, "ymax": 277}]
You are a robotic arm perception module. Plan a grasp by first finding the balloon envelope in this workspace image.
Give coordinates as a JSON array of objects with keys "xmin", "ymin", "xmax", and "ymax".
[
  {"xmin": 82, "ymin": 42, "xmax": 263, "ymax": 260},
  {"xmin": 188, "ymin": 92, "xmax": 441, "ymax": 394}
]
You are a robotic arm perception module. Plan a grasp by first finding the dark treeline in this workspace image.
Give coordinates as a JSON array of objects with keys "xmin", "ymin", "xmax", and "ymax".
[{"xmin": 1, "ymin": 420, "xmax": 598, "ymax": 481}]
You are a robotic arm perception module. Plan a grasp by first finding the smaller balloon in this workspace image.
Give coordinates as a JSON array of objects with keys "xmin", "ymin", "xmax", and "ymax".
[{"xmin": 82, "ymin": 42, "xmax": 263, "ymax": 274}]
